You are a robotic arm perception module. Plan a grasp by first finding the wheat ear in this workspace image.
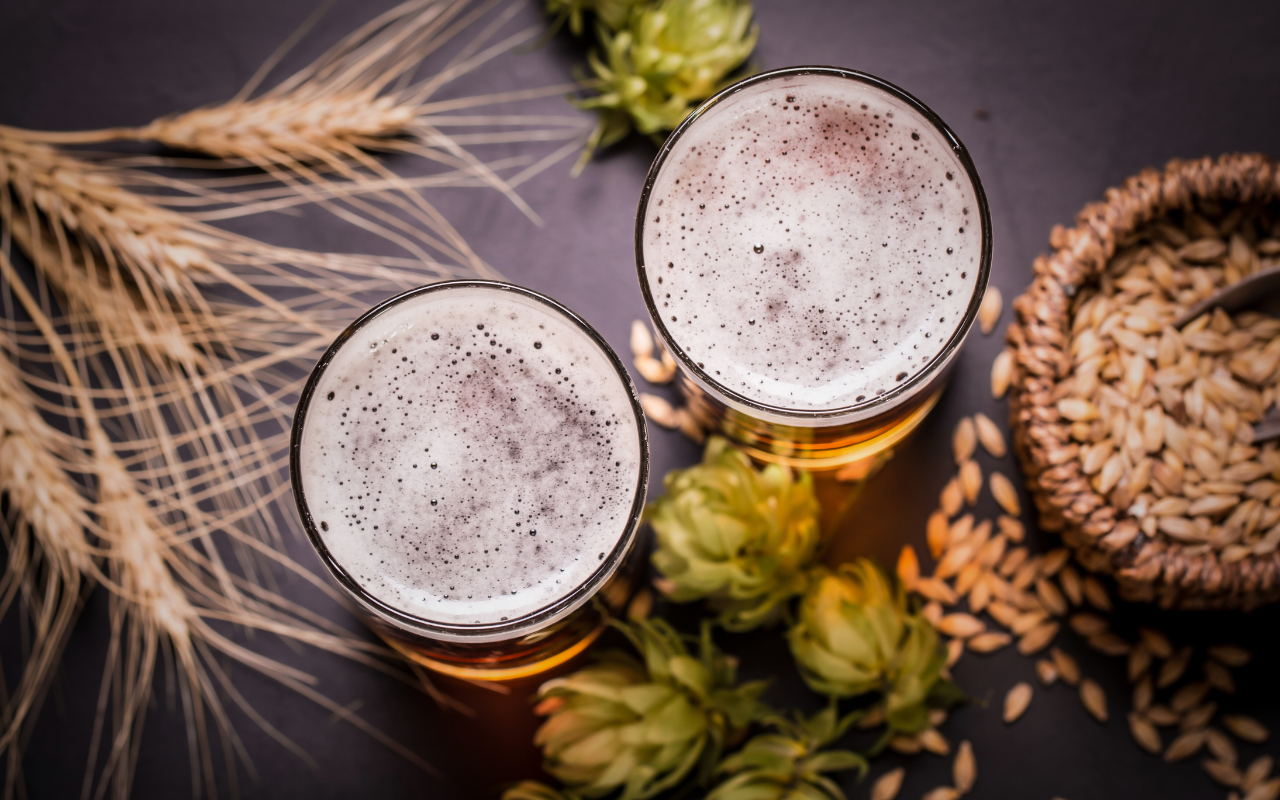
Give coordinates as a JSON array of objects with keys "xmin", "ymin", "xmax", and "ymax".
[{"xmin": 0, "ymin": 350, "xmax": 95, "ymax": 794}]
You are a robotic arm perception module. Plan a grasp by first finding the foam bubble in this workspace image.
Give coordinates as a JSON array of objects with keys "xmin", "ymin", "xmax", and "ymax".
[
  {"xmin": 641, "ymin": 73, "xmax": 982, "ymax": 411},
  {"xmin": 297, "ymin": 286, "xmax": 643, "ymax": 627}
]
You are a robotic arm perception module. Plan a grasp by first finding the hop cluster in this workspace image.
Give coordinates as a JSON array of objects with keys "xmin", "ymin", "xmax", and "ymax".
[
  {"xmin": 531, "ymin": 619, "xmax": 767, "ymax": 800},
  {"xmin": 564, "ymin": 0, "xmax": 758, "ymax": 169},
  {"xmin": 648, "ymin": 437, "xmax": 822, "ymax": 631},
  {"xmin": 788, "ymin": 560, "xmax": 955, "ymax": 733}
]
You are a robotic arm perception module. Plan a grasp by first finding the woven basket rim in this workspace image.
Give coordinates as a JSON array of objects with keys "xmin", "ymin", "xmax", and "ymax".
[{"xmin": 1007, "ymin": 152, "xmax": 1280, "ymax": 609}]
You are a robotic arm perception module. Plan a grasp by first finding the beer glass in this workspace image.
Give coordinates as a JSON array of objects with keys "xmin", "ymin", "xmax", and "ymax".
[
  {"xmin": 290, "ymin": 281, "xmax": 649, "ymax": 680},
  {"xmin": 636, "ymin": 66, "xmax": 992, "ymax": 471}
]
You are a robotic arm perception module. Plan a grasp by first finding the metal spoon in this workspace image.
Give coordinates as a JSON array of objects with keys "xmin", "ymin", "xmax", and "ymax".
[
  {"xmin": 1172, "ymin": 264, "xmax": 1280, "ymax": 442},
  {"xmin": 1171, "ymin": 264, "xmax": 1280, "ymax": 328}
]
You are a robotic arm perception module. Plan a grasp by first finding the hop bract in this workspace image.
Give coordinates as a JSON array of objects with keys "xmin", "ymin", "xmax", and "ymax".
[
  {"xmin": 575, "ymin": 0, "xmax": 758, "ymax": 165},
  {"xmin": 787, "ymin": 560, "xmax": 949, "ymax": 733},
  {"xmin": 648, "ymin": 437, "xmax": 821, "ymax": 631},
  {"xmin": 534, "ymin": 619, "xmax": 767, "ymax": 800}
]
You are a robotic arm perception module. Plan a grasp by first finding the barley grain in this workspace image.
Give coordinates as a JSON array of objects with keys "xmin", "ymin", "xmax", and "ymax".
[
  {"xmin": 1165, "ymin": 729, "xmax": 1207, "ymax": 762},
  {"xmin": 927, "ymin": 511, "xmax": 951, "ymax": 558},
  {"xmin": 1147, "ymin": 705, "xmax": 1180, "ymax": 726},
  {"xmin": 1018, "ymin": 621, "xmax": 1059, "ymax": 655},
  {"xmin": 1204, "ymin": 759, "xmax": 1244, "ymax": 787},
  {"xmin": 1082, "ymin": 576, "xmax": 1112, "ymax": 611},
  {"xmin": 1004, "ymin": 683, "xmax": 1033, "ymax": 723},
  {"xmin": 1080, "ymin": 679, "xmax": 1108, "ymax": 722},
  {"xmin": 1157, "ymin": 646, "xmax": 1193, "ymax": 688},
  {"xmin": 919, "ymin": 728, "xmax": 950, "ymax": 756},
  {"xmin": 1050, "ymin": 647, "xmax": 1081, "ymax": 685},
  {"xmin": 938, "ymin": 614, "xmax": 985, "ymax": 639},
  {"xmin": 1208, "ymin": 645, "xmax": 1252, "ymax": 667},
  {"xmin": 629, "ymin": 321, "xmax": 654, "ymax": 360},
  {"xmin": 991, "ymin": 350, "xmax": 1013, "ymax": 399},
  {"xmin": 967, "ymin": 632, "xmax": 1011, "ymax": 653},
  {"xmin": 870, "ymin": 768, "xmax": 905, "ymax": 800},
  {"xmin": 1138, "ymin": 628, "xmax": 1174, "ymax": 659},
  {"xmin": 1223, "ymin": 716, "xmax": 1269, "ymax": 743},
  {"xmin": 897, "ymin": 545, "xmax": 921, "ymax": 588},
  {"xmin": 1069, "ymin": 612, "xmax": 1108, "ymax": 637},
  {"xmin": 1129, "ymin": 713, "xmax": 1163, "ymax": 754},
  {"xmin": 953, "ymin": 740, "xmax": 976, "ymax": 794},
  {"xmin": 974, "ymin": 413, "xmax": 1006, "ymax": 457},
  {"xmin": 1133, "ymin": 676, "xmax": 1153, "ymax": 711},
  {"xmin": 1087, "ymin": 630, "xmax": 1131, "ymax": 656},
  {"xmin": 1243, "ymin": 757, "xmax": 1274, "ymax": 792},
  {"xmin": 1206, "ymin": 728, "xmax": 1238, "ymax": 766},
  {"xmin": 953, "ymin": 417, "xmax": 977, "ymax": 464},
  {"xmin": 959, "ymin": 460, "xmax": 983, "ymax": 505},
  {"xmin": 941, "ymin": 478, "xmax": 964, "ymax": 517},
  {"xmin": 979, "ymin": 286, "xmax": 1003, "ymax": 334}
]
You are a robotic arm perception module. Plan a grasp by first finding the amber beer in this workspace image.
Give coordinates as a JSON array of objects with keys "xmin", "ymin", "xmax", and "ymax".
[
  {"xmin": 290, "ymin": 281, "xmax": 648, "ymax": 680},
  {"xmin": 636, "ymin": 67, "xmax": 992, "ymax": 469}
]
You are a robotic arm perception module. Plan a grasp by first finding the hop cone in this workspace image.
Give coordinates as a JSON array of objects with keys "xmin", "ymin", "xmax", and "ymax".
[
  {"xmin": 787, "ymin": 560, "xmax": 950, "ymax": 733},
  {"xmin": 648, "ymin": 437, "xmax": 821, "ymax": 631},
  {"xmin": 534, "ymin": 618, "xmax": 768, "ymax": 800},
  {"xmin": 575, "ymin": 0, "xmax": 758, "ymax": 166},
  {"xmin": 707, "ymin": 707, "xmax": 868, "ymax": 800}
]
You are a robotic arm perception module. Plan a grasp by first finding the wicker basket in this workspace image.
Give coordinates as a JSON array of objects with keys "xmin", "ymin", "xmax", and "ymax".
[{"xmin": 1007, "ymin": 153, "xmax": 1280, "ymax": 610}]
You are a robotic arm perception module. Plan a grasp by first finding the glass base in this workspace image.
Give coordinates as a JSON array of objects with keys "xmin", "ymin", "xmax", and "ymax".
[{"xmin": 383, "ymin": 623, "xmax": 606, "ymax": 682}]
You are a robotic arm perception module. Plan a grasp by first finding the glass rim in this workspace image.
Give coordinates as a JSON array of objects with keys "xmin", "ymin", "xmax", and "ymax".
[
  {"xmin": 289, "ymin": 279, "xmax": 651, "ymax": 642},
  {"xmin": 634, "ymin": 65, "xmax": 993, "ymax": 421}
]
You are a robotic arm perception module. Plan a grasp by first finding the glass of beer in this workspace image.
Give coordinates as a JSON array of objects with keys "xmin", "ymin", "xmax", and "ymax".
[
  {"xmin": 636, "ymin": 66, "xmax": 991, "ymax": 471},
  {"xmin": 290, "ymin": 281, "xmax": 649, "ymax": 680}
]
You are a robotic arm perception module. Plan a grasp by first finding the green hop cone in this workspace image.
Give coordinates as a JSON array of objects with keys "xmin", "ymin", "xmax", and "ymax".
[
  {"xmin": 534, "ymin": 618, "xmax": 768, "ymax": 800},
  {"xmin": 648, "ymin": 437, "xmax": 822, "ymax": 631},
  {"xmin": 574, "ymin": 0, "xmax": 758, "ymax": 169},
  {"xmin": 707, "ymin": 707, "xmax": 868, "ymax": 800},
  {"xmin": 787, "ymin": 560, "xmax": 952, "ymax": 733},
  {"xmin": 545, "ymin": 0, "xmax": 645, "ymax": 37}
]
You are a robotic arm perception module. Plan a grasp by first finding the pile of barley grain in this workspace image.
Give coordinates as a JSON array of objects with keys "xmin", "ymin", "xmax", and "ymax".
[
  {"xmin": 895, "ymin": 412, "xmax": 1276, "ymax": 799},
  {"xmin": 1056, "ymin": 213, "xmax": 1280, "ymax": 558}
]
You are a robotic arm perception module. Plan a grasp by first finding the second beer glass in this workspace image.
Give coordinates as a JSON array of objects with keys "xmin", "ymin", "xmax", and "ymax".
[{"xmin": 636, "ymin": 66, "xmax": 992, "ymax": 470}]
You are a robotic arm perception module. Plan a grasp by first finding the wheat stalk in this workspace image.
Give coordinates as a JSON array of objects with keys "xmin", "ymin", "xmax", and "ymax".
[
  {"xmin": 6, "ymin": 0, "xmax": 593, "ymax": 249},
  {"xmin": 1, "ymin": 251, "xmax": 443, "ymax": 799},
  {"xmin": 0, "ymin": 350, "xmax": 95, "ymax": 792},
  {"xmin": 0, "ymin": 1, "xmax": 580, "ymax": 792}
]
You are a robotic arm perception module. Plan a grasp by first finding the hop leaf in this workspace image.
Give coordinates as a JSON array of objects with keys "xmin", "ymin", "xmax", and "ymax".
[
  {"xmin": 574, "ymin": 0, "xmax": 758, "ymax": 169},
  {"xmin": 787, "ymin": 560, "xmax": 953, "ymax": 733},
  {"xmin": 534, "ymin": 618, "xmax": 769, "ymax": 800},
  {"xmin": 648, "ymin": 437, "xmax": 822, "ymax": 631},
  {"xmin": 706, "ymin": 707, "xmax": 868, "ymax": 800}
]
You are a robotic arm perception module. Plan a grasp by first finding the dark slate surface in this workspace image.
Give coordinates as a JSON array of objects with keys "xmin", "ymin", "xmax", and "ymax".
[{"xmin": 1, "ymin": 0, "xmax": 1279, "ymax": 798}]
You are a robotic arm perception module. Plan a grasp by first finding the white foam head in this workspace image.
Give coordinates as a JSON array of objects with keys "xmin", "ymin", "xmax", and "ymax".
[
  {"xmin": 295, "ymin": 283, "xmax": 645, "ymax": 632},
  {"xmin": 640, "ymin": 69, "xmax": 986, "ymax": 413}
]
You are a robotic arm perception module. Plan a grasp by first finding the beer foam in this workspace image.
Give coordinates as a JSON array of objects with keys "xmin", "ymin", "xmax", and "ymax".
[
  {"xmin": 641, "ymin": 73, "xmax": 983, "ymax": 411},
  {"xmin": 297, "ymin": 286, "xmax": 643, "ymax": 627}
]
